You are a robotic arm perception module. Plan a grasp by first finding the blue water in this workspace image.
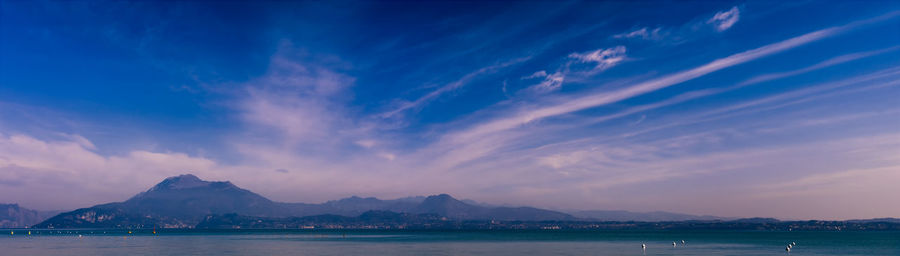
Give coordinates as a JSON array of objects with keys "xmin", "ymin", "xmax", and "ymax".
[{"xmin": 2, "ymin": 229, "xmax": 898, "ymax": 255}]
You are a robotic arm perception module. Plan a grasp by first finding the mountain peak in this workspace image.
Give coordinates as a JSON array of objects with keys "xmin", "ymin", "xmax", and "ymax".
[
  {"xmin": 425, "ymin": 194, "xmax": 456, "ymax": 201},
  {"xmin": 173, "ymin": 173, "xmax": 201, "ymax": 180},
  {"xmin": 147, "ymin": 174, "xmax": 220, "ymax": 192}
]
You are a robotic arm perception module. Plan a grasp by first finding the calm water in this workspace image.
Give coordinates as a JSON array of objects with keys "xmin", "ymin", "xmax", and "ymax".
[{"xmin": 2, "ymin": 229, "xmax": 898, "ymax": 255}]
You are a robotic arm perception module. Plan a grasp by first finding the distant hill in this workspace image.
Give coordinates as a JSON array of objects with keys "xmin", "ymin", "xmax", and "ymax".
[
  {"xmin": 409, "ymin": 194, "xmax": 573, "ymax": 221},
  {"xmin": 0, "ymin": 203, "xmax": 62, "ymax": 228},
  {"xmin": 729, "ymin": 217, "xmax": 781, "ymax": 223},
  {"xmin": 846, "ymin": 218, "xmax": 900, "ymax": 223},
  {"xmin": 36, "ymin": 174, "xmax": 574, "ymax": 228},
  {"xmin": 570, "ymin": 210, "xmax": 728, "ymax": 222},
  {"xmin": 317, "ymin": 196, "xmax": 420, "ymax": 216}
]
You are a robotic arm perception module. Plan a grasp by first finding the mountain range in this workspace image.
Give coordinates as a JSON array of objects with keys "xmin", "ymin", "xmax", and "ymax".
[
  {"xmin": 5, "ymin": 174, "xmax": 896, "ymax": 229},
  {"xmin": 35, "ymin": 174, "xmax": 573, "ymax": 228}
]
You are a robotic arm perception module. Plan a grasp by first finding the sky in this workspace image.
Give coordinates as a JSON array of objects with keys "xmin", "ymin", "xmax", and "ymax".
[{"xmin": 1, "ymin": 0, "xmax": 899, "ymax": 220}]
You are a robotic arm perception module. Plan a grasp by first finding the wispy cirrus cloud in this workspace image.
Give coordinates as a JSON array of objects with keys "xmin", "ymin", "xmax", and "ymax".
[
  {"xmin": 612, "ymin": 27, "xmax": 664, "ymax": 40},
  {"xmin": 707, "ymin": 6, "xmax": 741, "ymax": 32},
  {"xmin": 610, "ymin": 6, "xmax": 741, "ymax": 43},
  {"xmin": 614, "ymin": 66, "xmax": 900, "ymax": 141},
  {"xmin": 239, "ymin": 49, "xmax": 357, "ymax": 147},
  {"xmin": 382, "ymin": 57, "xmax": 532, "ymax": 118},
  {"xmin": 523, "ymin": 71, "xmax": 566, "ymax": 93},
  {"xmin": 452, "ymin": 11, "xmax": 899, "ymax": 143},
  {"xmin": 567, "ymin": 46, "xmax": 627, "ymax": 73},
  {"xmin": 521, "ymin": 70, "xmax": 548, "ymax": 80},
  {"xmin": 519, "ymin": 46, "xmax": 626, "ymax": 94},
  {"xmin": 573, "ymin": 46, "xmax": 900, "ymax": 128}
]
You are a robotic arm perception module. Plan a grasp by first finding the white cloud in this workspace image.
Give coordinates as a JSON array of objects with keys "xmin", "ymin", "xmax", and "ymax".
[
  {"xmin": 528, "ymin": 72, "xmax": 565, "ymax": 92},
  {"xmin": 0, "ymin": 133, "xmax": 221, "ymax": 210},
  {"xmin": 567, "ymin": 46, "xmax": 627, "ymax": 72},
  {"xmin": 517, "ymin": 47, "xmax": 625, "ymax": 94},
  {"xmin": 242, "ymin": 91, "xmax": 336, "ymax": 144},
  {"xmin": 521, "ymin": 70, "xmax": 548, "ymax": 79},
  {"xmin": 707, "ymin": 6, "xmax": 740, "ymax": 32},
  {"xmin": 236, "ymin": 46, "xmax": 363, "ymax": 149},
  {"xmin": 612, "ymin": 27, "xmax": 664, "ymax": 40}
]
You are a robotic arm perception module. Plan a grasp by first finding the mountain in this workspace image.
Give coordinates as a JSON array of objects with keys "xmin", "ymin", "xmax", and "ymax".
[
  {"xmin": 570, "ymin": 210, "xmax": 727, "ymax": 222},
  {"xmin": 318, "ymin": 196, "xmax": 420, "ymax": 216},
  {"xmin": 412, "ymin": 194, "xmax": 484, "ymax": 219},
  {"xmin": 36, "ymin": 174, "xmax": 574, "ymax": 228},
  {"xmin": 38, "ymin": 174, "xmax": 289, "ymax": 228},
  {"xmin": 124, "ymin": 174, "xmax": 284, "ymax": 220},
  {"xmin": 0, "ymin": 204, "xmax": 62, "ymax": 228},
  {"xmin": 410, "ymin": 194, "xmax": 573, "ymax": 221},
  {"xmin": 1, "ymin": 204, "xmax": 40, "ymax": 228}
]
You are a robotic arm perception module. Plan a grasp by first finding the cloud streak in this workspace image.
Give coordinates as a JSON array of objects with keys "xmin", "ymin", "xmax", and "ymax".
[
  {"xmin": 567, "ymin": 46, "xmax": 627, "ymax": 72},
  {"xmin": 452, "ymin": 11, "xmax": 900, "ymax": 142},
  {"xmin": 519, "ymin": 46, "xmax": 626, "ymax": 94},
  {"xmin": 612, "ymin": 27, "xmax": 664, "ymax": 40},
  {"xmin": 707, "ymin": 6, "xmax": 740, "ymax": 32},
  {"xmin": 382, "ymin": 57, "xmax": 531, "ymax": 118}
]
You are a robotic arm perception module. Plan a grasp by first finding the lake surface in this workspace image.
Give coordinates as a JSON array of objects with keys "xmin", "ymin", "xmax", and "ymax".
[{"xmin": 2, "ymin": 229, "xmax": 898, "ymax": 255}]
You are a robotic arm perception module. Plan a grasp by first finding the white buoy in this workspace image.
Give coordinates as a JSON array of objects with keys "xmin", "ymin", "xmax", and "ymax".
[
  {"xmin": 681, "ymin": 240, "xmax": 685, "ymax": 245},
  {"xmin": 642, "ymin": 243, "xmax": 646, "ymax": 249},
  {"xmin": 673, "ymin": 241, "xmax": 677, "ymax": 247},
  {"xmin": 786, "ymin": 246, "xmax": 791, "ymax": 252}
]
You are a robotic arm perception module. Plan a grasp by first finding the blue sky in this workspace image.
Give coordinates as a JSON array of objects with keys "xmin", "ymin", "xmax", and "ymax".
[{"xmin": 1, "ymin": 0, "xmax": 899, "ymax": 219}]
